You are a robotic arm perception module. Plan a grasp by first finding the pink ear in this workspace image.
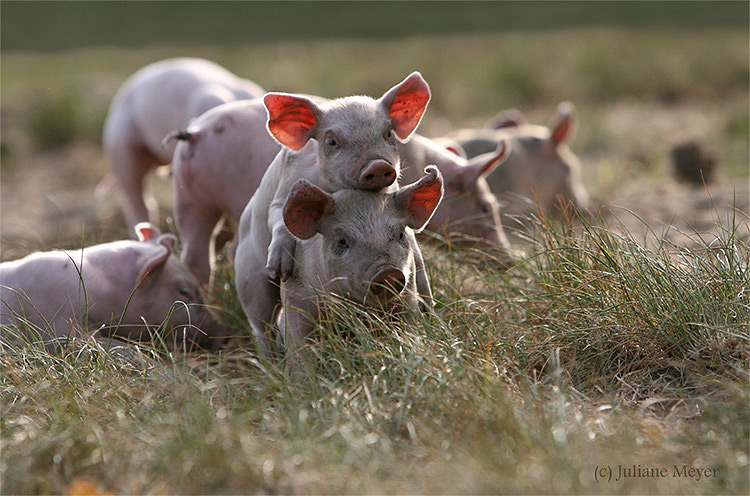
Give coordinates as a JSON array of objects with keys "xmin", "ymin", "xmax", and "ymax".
[
  {"xmin": 396, "ymin": 166, "xmax": 444, "ymax": 231},
  {"xmin": 486, "ymin": 108, "xmax": 527, "ymax": 130},
  {"xmin": 136, "ymin": 243, "xmax": 173, "ymax": 287},
  {"xmin": 264, "ymin": 93, "xmax": 319, "ymax": 150},
  {"xmin": 461, "ymin": 139, "xmax": 510, "ymax": 187},
  {"xmin": 380, "ymin": 72, "xmax": 431, "ymax": 141},
  {"xmin": 550, "ymin": 102, "xmax": 576, "ymax": 145},
  {"xmin": 445, "ymin": 144, "xmax": 465, "ymax": 157},
  {"xmin": 437, "ymin": 138, "xmax": 467, "ymax": 159},
  {"xmin": 283, "ymin": 179, "xmax": 335, "ymax": 240},
  {"xmin": 135, "ymin": 222, "xmax": 161, "ymax": 243},
  {"xmin": 156, "ymin": 233, "xmax": 177, "ymax": 251}
]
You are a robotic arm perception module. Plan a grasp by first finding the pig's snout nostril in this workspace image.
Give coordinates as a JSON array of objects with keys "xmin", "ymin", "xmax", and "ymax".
[
  {"xmin": 360, "ymin": 160, "xmax": 397, "ymax": 189},
  {"xmin": 370, "ymin": 268, "xmax": 406, "ymax": 296}
]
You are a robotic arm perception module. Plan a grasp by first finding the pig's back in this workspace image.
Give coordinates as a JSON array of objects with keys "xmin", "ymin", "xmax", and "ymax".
[
  {"xmin": 0, "ymin": 251, "xmax": 86, "ymax": 338},
  {"xmin": 110, "ymin": 58, "xmax": 263, "ymax": 161}
]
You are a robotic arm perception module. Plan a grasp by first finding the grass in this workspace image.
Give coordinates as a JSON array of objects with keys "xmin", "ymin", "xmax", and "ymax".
[
  {"xmin": 3, "ymin": 2, "xmax": 747, "ymax": 52},
  {"xmin": 2, "ymin": 209, "xmax": 748, "ymax": 494}
]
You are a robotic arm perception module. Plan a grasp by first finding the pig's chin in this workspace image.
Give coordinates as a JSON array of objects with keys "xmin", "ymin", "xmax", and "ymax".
[
  {"xmin": 361, "ymin": 290, "xmax": 404, "ymax": 310},
  {"xmin": 325, "ymin": 279, "xmax": 403, "ymax": 310}
]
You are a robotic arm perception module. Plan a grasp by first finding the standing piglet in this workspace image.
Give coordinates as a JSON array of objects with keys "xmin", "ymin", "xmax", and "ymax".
[
  {"xmin": 234, "ymin": 73, "xmax": 432, "ymax": 357},
  {"xmin": 445, "ymin": 102, "xmax": 591, "ymax": 226},
  {"xmin": 171, "ymin": 98, "xmax": 284, "ymax": 287},
  {"xmin": 102, "ymin": 57, "xmax": 264, "ymax": 227},
  {"xmin": 0, "ymin": 224, "xmax": 227, "ymax": 352},
  {"xmin": 270, "ymin": 167, "xmax": 442, "ymax": 357}
]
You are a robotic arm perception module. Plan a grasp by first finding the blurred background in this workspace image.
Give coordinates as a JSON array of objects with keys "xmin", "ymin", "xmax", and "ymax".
[{"xmin": 1, "ymin": 1, "xmax": 748, "ymax": 256}]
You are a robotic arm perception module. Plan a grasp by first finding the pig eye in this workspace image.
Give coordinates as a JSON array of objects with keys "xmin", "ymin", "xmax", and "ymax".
[
  {"xmin": 326, "ymin": 137, "xmax": 338, "ymax": 148},
  {"xmin": 178, "ymin": 287, "xmax": 193, "ymax": 299},
  {"xmin": 385, "ymin": 129, "xmax": 393, "ymax": 140},
  {"xmin": 337, "ymin": 237, "xmax": 349, "ymax": 250}
]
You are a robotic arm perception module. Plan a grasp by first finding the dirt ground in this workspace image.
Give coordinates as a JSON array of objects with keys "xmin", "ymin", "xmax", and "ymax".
[{"xmin": 1, "ymin": 102, "xmax": 748, "ymax": 262}]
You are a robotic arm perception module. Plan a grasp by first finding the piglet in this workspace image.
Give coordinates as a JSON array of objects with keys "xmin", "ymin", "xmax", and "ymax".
[
  {"xmin": 234, "ymin": 73, "xmax": 434, "ymax": 358},
  {"xmin": 171, "ymin": 99, "xmax": 281, "ymax": 287},
  {"xmin": 398, "ymin": 134, "xmax": 512, "ymax": 265},
  {"xmin": 262, "ymin": 73, "xmax": 431, "ymax": 286},
  {"xmin": 445, "ymin": 102, "xmax": 590, "ymax": 227},
  {"xmin": 273, "ymin": 167, "xmax": 442, "ymax": 357},
  {"xmin": 101, "ymin": 57, "xmax": 265, "ymax": 227},
  {"xmin": 0, "ymin": 224, "xmax": 227, "ymax": 352}
]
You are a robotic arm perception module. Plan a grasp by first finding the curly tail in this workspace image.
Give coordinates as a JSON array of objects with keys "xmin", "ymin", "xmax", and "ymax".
[{"xmin": 161, "ymin": 130, "xmax": 195, "ymax": 149}]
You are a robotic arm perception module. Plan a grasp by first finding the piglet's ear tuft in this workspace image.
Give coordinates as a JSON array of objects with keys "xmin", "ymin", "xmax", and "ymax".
[
  {"xmin": 135, "ymin": 245, "xmax": 171, "ymax": 287},
  {"xmin": 486, "ymin": 108, "xmax": 527, "ymax": 130},
  {"xmin": 461, "ymin": 139, "xmax": 510, "ymax": 188},
  {"xmin": 550, "ymin": 101, "xmax": 576, "ymax": 145},
  {"xmin": 156, "ymin": 234, "xmax": 177, "ymax": 252}
]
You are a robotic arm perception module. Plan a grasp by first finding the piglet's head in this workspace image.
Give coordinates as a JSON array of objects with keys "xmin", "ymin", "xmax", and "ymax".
[
  {"xmin": 131, "ymin": 223, "xmax": 226, "ymax": 350},
  {"xmin": 264, "ymin": 73, "xmax": 431, "ymax": 192}
]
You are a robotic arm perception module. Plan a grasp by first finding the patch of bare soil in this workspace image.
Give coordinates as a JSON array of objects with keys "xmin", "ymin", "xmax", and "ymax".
[
  {"xmin": 1, "ymin": 142, "xmax": 171, "ymax": 260},
  {"xmin": 602, "ymin": 179, "xmax": 749, "ymax": 249}
]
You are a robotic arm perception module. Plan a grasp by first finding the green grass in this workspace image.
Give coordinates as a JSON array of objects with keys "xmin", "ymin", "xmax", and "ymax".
[
  {"xmin": 2, "ymin": 210, "xmax": 748, "ymax": 494},
  {"xmin": 3, "ymin": 1, "xmax": 746, "ymax": 52}
]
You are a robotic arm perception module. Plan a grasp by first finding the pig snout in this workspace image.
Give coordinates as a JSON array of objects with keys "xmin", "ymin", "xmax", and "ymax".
[
  {"xmin": 359, "ymin": 160, "xmax": 397, "ymax": 190},
  {"xmin": 369, "ymin": 267, "xmax": 406, "ymax": 297}
]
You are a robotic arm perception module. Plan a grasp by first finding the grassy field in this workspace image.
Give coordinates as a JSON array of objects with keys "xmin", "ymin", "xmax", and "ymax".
[{"xmin": 1, "ymin": 11, "xmax": 749, "ymax": 495}]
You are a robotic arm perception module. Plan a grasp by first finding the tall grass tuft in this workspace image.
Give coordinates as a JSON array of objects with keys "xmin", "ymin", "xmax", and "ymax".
[{"xmin": 506, "ymin": 207, "xmax": 749, "ymax": 396}]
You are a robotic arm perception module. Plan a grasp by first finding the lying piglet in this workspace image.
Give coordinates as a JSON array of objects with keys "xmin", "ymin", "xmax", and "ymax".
[
  {"xmin": 444, "ymin": 102, "xmax": 590, "ymax": 227},
  {"xmin": 276, "ymin": 167, "xmax": 443, "ymax": 357},
  {"xmin": 101, "ymin": 57, "xmax": 264, "ymax": 227},
  {"xmin": 0, "ymin": 224, "xmax": 227, "ymax": 352}
]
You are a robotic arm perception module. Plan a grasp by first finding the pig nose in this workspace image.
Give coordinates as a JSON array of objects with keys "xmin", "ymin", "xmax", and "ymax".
[
  {"xmin": 370, "ymin": 268, "xmax": 406, "ymax": 296},
  {"xmin": 359, "ymin": 160, "xmax": 396, "ymax": 190}
]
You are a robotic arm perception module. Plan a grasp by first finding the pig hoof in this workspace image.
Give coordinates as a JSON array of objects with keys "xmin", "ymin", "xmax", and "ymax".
[{"xmin": 266, "ymin": 267, "xmax": 278, "ymax": 280}]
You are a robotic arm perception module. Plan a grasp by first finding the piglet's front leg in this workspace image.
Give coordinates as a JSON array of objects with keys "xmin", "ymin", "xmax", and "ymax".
[{"xmin": 266, "ymin": 199, "xmax": 297, "ymax": 281}]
